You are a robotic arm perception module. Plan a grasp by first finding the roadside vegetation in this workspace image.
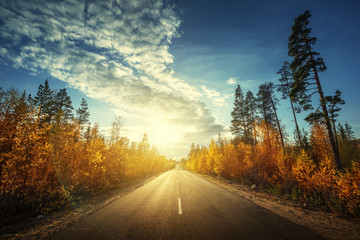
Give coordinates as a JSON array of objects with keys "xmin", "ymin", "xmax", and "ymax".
[
  {"xmin": 183, "ymin": 11, "xmax": 360, "ymax": 218},
  {"xmin": 0, "ymin": 82, "xmax": 175, "ymax": 219}
]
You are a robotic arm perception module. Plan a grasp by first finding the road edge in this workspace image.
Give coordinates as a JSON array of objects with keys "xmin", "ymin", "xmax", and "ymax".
[
  {"xmin": 9, "ymin": 172, "xmax": 168, "ymax": 240},
  {"xmin": 192, "ymin": 171, "xmax": 360, "ymax": 240}
]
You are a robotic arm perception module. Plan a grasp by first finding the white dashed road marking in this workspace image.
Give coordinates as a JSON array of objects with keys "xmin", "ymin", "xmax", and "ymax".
[{"xmin": 178, "ymin": 198, "xmax": 182, "ymax": 214}]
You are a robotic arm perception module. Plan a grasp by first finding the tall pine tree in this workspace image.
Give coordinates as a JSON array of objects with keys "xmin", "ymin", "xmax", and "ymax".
[
  {"xmin": 54, "ymin": 88, "xmax": 74, "ymax": 127},
  {"xmin": 325, "ymin": 90, "xmax": 345, "ymax": 148},
  {"xmin": 31, "ymin": 79, "xmax": 55, "ymax": 122},
  {"xmin": 257, "ymin": 82, "xmax": 284, "ymax": 149},
  {"xmin": 230, "ymin": 85, "xmax": 251, "ymax": 144},
  {"xmin": 76, "ymin": 98, "xmax": 90, "ymax": 126},
  {"xmin": 288, "ymin": 10, "xmax": 342, "ymax": 170},
  {"xmin": 277, "ymin": 61, "xmax": 302, "ymax": 147},
  {"xmin": 245, "ymin": 91, "xmax": 257, "ymax": 145}
]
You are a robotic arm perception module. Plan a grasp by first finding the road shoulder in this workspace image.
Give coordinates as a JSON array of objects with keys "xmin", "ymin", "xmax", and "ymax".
[
  {"xmin": 196, "ymin": 173, "xmax": 360, "ymax": 240},
  {"xmin": 1, "ymin": 174, "xmax": 163, "ymax": 240}
]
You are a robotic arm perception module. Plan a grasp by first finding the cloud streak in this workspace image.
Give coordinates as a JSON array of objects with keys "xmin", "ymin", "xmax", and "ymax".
[
  {"xmin": 0, "ymin": 0, "xmax": 225, "ymax": 158},
  {"xmin": 226, "ymin": 77, "xmax": 237, "ymax": 85},
  {"xmin": 201, "ymin": 85, "xmax": 232, "ymax": 107}
]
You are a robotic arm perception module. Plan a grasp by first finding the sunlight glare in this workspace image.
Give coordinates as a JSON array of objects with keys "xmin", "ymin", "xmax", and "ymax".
[{"xmin": 148, "ymin": 121, "xmax": 182, "ymax": 146}]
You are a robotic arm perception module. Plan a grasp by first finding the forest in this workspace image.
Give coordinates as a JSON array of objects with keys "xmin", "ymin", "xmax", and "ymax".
[
  {"xmin": 183, "ymin": 11, "xmax": 360, "ymax": 217},
  {"xmin": 0, "ymin": 81, "xmax": 175, "ymax": 218}
]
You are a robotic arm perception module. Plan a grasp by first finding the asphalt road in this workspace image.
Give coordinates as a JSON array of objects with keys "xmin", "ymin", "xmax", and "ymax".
[{"xmin": 49, "ymin": 166, "xmax": 326, "ymax": 240}]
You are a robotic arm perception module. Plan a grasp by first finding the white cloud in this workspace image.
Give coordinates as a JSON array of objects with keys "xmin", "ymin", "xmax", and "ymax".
[
  {"xmin": 226, "ymin": 77, "xmax": 256, "ymax": 89},
  {"xmin": 226, "ymin": 77, "xmax": 237, "ymax": 85},
  {"xmin": 201, "ymin": 85, "xmax": 220, "ymax": 98},
  {"xmin": 201, "ymin": 85, "xmax": 232, "ymax": 107},
  {"xmin": 0, "ymin": 0, "xmax": 225, "ymax": 158}
]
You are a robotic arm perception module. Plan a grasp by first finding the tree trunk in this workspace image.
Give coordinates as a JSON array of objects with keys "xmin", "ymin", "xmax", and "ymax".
[
  {"xmin": 241, "ymin": 112, "xmax": 247, "ymax": 142},
  {"xmin": 55, "ymin": 102, "xmax": 63, "ymax": 129},
  {"xmin": 251, "ymin": 110, "xmax": 257, "ymax": 146},
  {"xmin": 290, "ymin": 99, "xmax": 302, "ymax": 147},
  {"xmin": 308, "ymin": 49, "xmax": 342, "ymax": 170},
  {"xmin": 270, "ymin": 96, "xmax": 284, "ymax": 149},
  {"xmin": 331, "ymin": 116, "xmax": 339, "ymax": 150},
  {"xmin": 261, "ymin": 102, "xmax": 271, "ymax": 147}
]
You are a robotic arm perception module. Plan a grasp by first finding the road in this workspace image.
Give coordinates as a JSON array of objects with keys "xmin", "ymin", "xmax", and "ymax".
[{"xmin": 49, "ymin": 166, "xmax": 326, "ymax": 240}]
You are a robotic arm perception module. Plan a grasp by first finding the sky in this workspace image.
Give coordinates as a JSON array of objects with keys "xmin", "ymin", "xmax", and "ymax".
[{"xmin": 1, "ymin": 0, "xmax": 360, "ymax": 159}]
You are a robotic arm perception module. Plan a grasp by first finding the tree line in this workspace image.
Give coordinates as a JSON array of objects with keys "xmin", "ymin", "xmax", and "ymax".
[
  {"xmin": 0, "ymin": 80, "xmax": 175, "ymax": 217},
  {"xmin": 231, "ymin": 10, "xmax": 348, "ymax": 170},
  {"xmin": 184, "ymin": 11, "xmax": 360, "ymax": 217}
]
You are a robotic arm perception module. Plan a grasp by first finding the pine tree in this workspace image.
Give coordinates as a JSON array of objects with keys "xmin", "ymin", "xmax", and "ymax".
[
  {"xmin": 54, "ymin": 88, "xmax": 74, "ymax": 127},
  {"xmin": 336, "ymin": 122, "xmax": 357, "ymax": 169},
  {"xmin": 325, "ymin": 90, "xmax": 345, "ymax": 148},
  {"xmin": 76, "ymin": 98, "xmax": 90, "ymax": 126},
  {"xmin": 277, "ymin": 61, "xmax": 302, "ymax": 147},
  {"xmin": 230, "ymin": 85, "xmax": 251, "ymax": 144},
  {"xmin": 32, "ymin": 79, "xmax": 55, "ymax": 122},
  {"xmin": 257, "ymin": 83, "xmax": 275, "ymax": 126},
  {"xmin": 337, "ymin": 122, "xmax": 354, "ymax": 140},
  {"xmin": 288, "ymin": 10, "xmax": 342, "ymax": 170},
  {"xmin": 257, "ymin": 82, "xmax": 284, "ymax": 148},
  {"xmin": 84, "ymin": 123, "xmax": 92, "ymax": 141},
  {"xmin": 245, "ymin": 91, "xmax": 257, "ymax": 145}
]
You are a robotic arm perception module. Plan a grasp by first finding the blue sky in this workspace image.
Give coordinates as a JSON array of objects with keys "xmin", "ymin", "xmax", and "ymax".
[{"xmin": 1, "ymin": 0, "xmax": 359, "ymax": 159}]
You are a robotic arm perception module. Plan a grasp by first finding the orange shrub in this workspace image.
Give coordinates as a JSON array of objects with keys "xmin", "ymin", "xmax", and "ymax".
[
  {"xmin": 292, "ymin": 150, "xmax": 316, "ymax": 193},
  {"xmin": 336, "ymin": 162, "xmax": 360, "ymax": 214},
  {"xmin": 310, "ymin": 123, "xmax": 331, "ymax": 163},
  {"xmin": 273, "ymin": 151, "xmax": 296, "ymax": 190}
]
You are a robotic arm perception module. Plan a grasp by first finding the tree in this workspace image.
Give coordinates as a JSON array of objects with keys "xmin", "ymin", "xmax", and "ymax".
[
  {"xmin": 216, "ymin": 133, "xmax": 225, "ymax": 152},
  {"xmin": 0, "ymin": 88, "xmax": 29, "ymax": 174},
  {"xmin": 53, "ymin": 88, "xmax": 74, "ymax": 128},
  {"xmin": 245, "ymin": 91, "xmax": 257, "ymax": 145},
  {"xmin": 337, "ymin": 122, "xmax": 358, "ymax": 169},
  {"xmin": 230, "ymin": 85, "xmax": 252, "ymax": 144},
  {"xmin": 31, "ymin": 79, "xmax": 55, "ymax": 122},
  {"xmin": 337, "ymin": 122, "xmax": 354, "ymax": 140},
  {"xmin": 325, "ymin": 90, "xmax": 345, "ymax": 148},
  {"xmin": 110, "ymin": 116, "xmax": 124, "ymax": 143},
  {"xmin": 0, "ymin": 85, "xmax": 176, "ymax": 216},
  {"xmin": 257, "ymin": 82, "xmax": 284, "ymax": 149},
  {"xmin": 257, "ymin": 83, "xmax": 275, "ymax": 126},
  {"xmin": 139, "ymin": 132, "xmax": 150, "ymax": 154},
  {"xmin": 188, "ymin": 143, "xmax": 197, "ymax": 160},
  {"xmin": 277, "ymin": 61, "xmax": 302, "ymax": 147},
  {"xmin": 288, "ymin": 10, "xmax": 342, "ymax": 170},
  {"xmin": 76, "ymin": 98, "xmax": 90, "ymax": 126}
]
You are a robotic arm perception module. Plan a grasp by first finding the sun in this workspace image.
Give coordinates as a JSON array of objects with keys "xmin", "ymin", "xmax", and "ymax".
[{"xmin": 147, "ymin": 121, "xmax": 182, "ymax": 146}]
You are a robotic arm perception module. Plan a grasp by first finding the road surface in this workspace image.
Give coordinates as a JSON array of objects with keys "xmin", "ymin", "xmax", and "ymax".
[{"xmin": 49, "ymin": 166, "xmax": 325, "ymax": 240}]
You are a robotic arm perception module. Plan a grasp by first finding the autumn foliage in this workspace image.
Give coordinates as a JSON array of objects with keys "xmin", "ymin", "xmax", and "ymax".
[
  {"xmin": 0, "ymin": 88, "xmax": 174, "ymax": 217},
  {"xmin": 185, "ymin": 122, "xmax": 360, "ymax": 217}
]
